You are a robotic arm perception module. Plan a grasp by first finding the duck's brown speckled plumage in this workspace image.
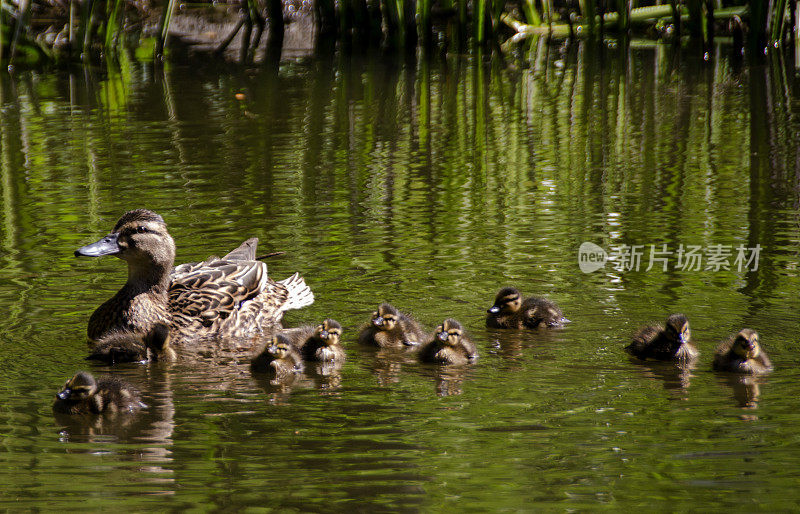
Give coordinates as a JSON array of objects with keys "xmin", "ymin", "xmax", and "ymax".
[
  {"xmin": 625, "ymin": 314, "xmax": 699, "ymax": 363},
  {"xmin": 713, "ymin": 329, "xmax": 773, "ymax": 375},
  {"xmin": 76, "ymin": 209, "xmax": 314, "ymax": 343},
  {"xmin": 52, "ymin": 371, "xmax": 146, "ymax": 415},
  {"xmin": 419, "ymin": 319, "xmax": 477, "ymax": 365},
  {"xmin": 284, "ymin": 319, "xmax": 346, "ymax": 362},
  {"xmin": 87, "ymin": 323, "xmax": 175, "ymax": 364},
  {"xmin": 357, "ymin": 303, "xmax": 427, "ymax": 349},
  {"xmin": 250, "ymin": 334, "xmax": 305, "ymax": 375},
  {"xmin": 486, "ymin": 287, "xmax": 566, "ymax": 329}
]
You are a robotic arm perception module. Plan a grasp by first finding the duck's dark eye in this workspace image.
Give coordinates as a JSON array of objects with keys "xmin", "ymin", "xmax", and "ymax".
[{"xmin": 136, "ymin": 226, "xmax": 149, "ymax": 233}]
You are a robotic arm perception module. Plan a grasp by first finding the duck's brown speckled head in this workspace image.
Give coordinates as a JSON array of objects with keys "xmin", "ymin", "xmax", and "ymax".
[
  {"xmin": 372, "ymin": 304, "xmax": 400, "ymax": 331},
  {"xmin": 315, "ymin": 319, "xmax": 342, "ymax": 346},
  {"xmin": 665, "ymin": 314, "xmax": 690, "ymax": 344},
  {"xmin": 436, "ymin": 318, "xmax": 464, "ymax": 346},
  {"xmin": 488, "ymin": 287, "xmax": 522, "ymax": 315},
  {"xmin": 76, "ymin": 209, "xmax": 176, "ymax": 277},
  {"xmin": 732, "ymin": 329, "xmax": 760, "ymax": 359},
  {"xmin": 56, "ymin": 371, "xmax": 97, "ymax": 401},
  {"xmin": 267, "ymin": 334, "xmax": 293, "ymax": 358}
]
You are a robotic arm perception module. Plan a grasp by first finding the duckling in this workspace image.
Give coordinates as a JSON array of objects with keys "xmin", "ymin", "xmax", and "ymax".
[
  {"xmin": 52, "ymin": 371, "xmax": 146, "ymax": 415},
  {"xmin": 713, "ymin": 329, "xmax": 772, "ymax": 375},
  {"xmin": 75, "ymin": 209, "xmax": 314, "ymax": 343},
  {"xmin": 87, "ymin": 323, "xmax": 176, "ymax": 364},
  {"xmin": 625, "ymin": 313, "xmax": 699, "ymax": 362},
  {"xmin": 419, "ymin": 318, "xmax": 478, "ymax": 365},
  {"xmin": 250, "ymin": 334, "xmax": 305, "ymax": 375},
  {"xmin": 288, "ymin": 319, "xmax": 346, "ymax": 362},
  {"xmin": 357, "ymin": 303, "xmax": 427, "ymax": 348},
  {"xmin": 86, "ymin": 331, "xmax": 147, "ymax": 364},
  {"xmin": 486, "ymin": 287, "xmax": 565, "ymax": 329}
]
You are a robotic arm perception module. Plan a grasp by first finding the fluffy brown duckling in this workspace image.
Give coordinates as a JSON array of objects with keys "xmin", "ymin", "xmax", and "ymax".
[
  {"xmin": 288, "ymin": 319, "xmax": 346, "ymax": 362},
  {"xmin": 486, "ymin": 287, "xmax": 566, "ymax": 329},
  {"xmin": 250, "ymin": 334, "xmax": 305, "ymax": 376},
  {"xmin": 625, "ymin": 313, "xmax": 699, "ymax": 362},
  {"xmin": 419, "ymin": 319, "xmax": 478, "ymax": 365},
  {"xmin": 52, "ymin": 371, "xmax": 146, "ymax": 415},
  {"xmin": 712, "ymin": 329, "xmax": 772, "ymax": 375},
  {"xmin": 357, "ymin": 303, "xmax": 427, "ymax": 348},
  {"xmin": 86, "ymin": 323, "xmax": 176, "ymax": 364}
]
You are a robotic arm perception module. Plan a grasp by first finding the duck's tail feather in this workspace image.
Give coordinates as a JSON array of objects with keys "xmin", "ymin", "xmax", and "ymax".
[
  {"xmin": 278, "ymin": 273, "xmax": 314, "ymax": 312},
  {"xmin": 223, "ymin": 237, "xmax": 259, "ymax": 261}
]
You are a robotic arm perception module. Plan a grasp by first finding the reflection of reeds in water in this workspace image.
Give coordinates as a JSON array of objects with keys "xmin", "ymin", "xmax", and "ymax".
[{"xmin": 0, "ymin": 43, "xmax": 797, "ymax": 329}]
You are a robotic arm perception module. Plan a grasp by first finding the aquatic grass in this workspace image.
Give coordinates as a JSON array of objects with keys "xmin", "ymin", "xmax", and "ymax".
[
  {"xmin": 1, "ymin": 0, "xmax": 800, "ymax": 65},
  {"xmin": 103, "ymin": 0, "xmax": 126, "ymax": 52},
  {"xmin": 155, "ymin": 0, "xmax": 178, "ymax": 58},
  {"xmin": 769, "ymin": 0, "xmax": 788, "ymax": 43}
]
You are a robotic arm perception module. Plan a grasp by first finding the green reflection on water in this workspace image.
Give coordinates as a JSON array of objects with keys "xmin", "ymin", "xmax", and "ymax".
[{"xmin": 0, "ymin": 41, "xmax": 799, "ymax": 510}]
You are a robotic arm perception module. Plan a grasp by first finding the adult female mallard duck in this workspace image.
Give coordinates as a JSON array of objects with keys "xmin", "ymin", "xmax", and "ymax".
[
  {"xmin": 625, "ymin": 313, "xmax": 699, "ymax": 363},
  {"xmin": 712, "ymin": 329, "xmax": 772, "ymax": 375},
  {"xmin": 250, "ymin": 334, "xmax": 305, "ymax": 376},
  {"xmin": 86, "ymin": 323, "xmax": 176, "ymax": 364},
  {"xmin": 52, "ymin": 371, "xmax": 146, "ymax": 415},
  {"xmin": 75, "ymin": 209, "xmax": 314, "ymax": 343},
  {"xmin": 284, "ymin": 319, "xmax": 346, "ymax": 362},
  {"xmin": 419, "ymin": 319, "xmax": 478, "ymax": 365},
  {"xmin": 357, "ymin": 303, "xmax": 427, "ymax": 349},
  {"xmin": 486, "ymin": 287, "xmax": 566, "ymax": 329}
]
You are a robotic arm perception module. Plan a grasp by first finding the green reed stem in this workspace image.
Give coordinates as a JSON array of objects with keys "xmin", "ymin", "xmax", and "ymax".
[
  {"xmin": 9, "ymin": 0, "xmax": 32, "ymax": 62},
  {"xmin": 541, "ymin": 0, "xmax": 552, "ymax": 23},
  {"xmin": 770, "ymin": 0, "xmax": 788, "ymax": 42},
  {"xmin": 617, "ymin": 0, "xmax": 630, "ymax": 31},
  {"xmin": 417, "ymin": 0, "xmax": 431, "ymax": 43},
  {"xmin": 457, "ymin": 0, "xmax": 467, "ymax": 32},
  {"xmin": 519, "ymin": 0, "xmax": 541, "ymax": 26},
  {"xmin": 795, "ymin": 1, "xmax": 800, "ymax": 67},
  {"xmin": 155, "ymin": 0, "xmax": 178, "ymax": 57},
  {"xmin": 104, "ymin": 0, "xmax": 125, "ymax": 52},
  {"xmin": 578, "ymin": 0, "xmax": 596, "ymax": 34},
  {"xmin": 0, "ymin": 0, "xmax": 5, "ymax": 59},
  {"xmin": 475, "ymin": 0, "xmax": 486, "ymax": 42}
]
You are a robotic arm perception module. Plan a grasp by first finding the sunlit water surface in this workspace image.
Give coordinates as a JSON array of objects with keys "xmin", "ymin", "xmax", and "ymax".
[{"xmin": 1, "ymin": 42, "xmax": 799, "ymax": 510}]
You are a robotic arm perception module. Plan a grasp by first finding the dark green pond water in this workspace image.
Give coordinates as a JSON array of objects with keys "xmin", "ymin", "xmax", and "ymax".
[{"xmin": 1, "ymin": 41, "xmax": 799, "ymax": 510}]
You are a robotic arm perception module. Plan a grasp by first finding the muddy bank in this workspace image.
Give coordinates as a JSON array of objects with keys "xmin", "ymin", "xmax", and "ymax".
[{"xmin": 164, "ymin": 5, "xmax": 316, "ymax": 62}]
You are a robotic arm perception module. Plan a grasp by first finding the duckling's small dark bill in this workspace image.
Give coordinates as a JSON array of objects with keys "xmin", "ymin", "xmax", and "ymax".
[{"xmin": 75, "ymin": 233, "xmax": 121, "ymax": 257}]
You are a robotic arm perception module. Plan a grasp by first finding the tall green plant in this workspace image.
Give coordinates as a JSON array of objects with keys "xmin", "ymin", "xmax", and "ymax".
[
  {"xmin": 578, "ymin": 0, "xmax": 596, "ymax": 35},
  {"xmin": 155, "ymin": 0, "xmax": 178, "ymax": 58},
  {"xmin": 104, "ymin": 0, "xmax": 125, "ymax": 52},
  {"xmin": 769, "ymin": 0, "xmax": 788, "ymax": 42},
  {"xmin": 474, "ymin": 0, "xmax": 487, "ymax": 42}
]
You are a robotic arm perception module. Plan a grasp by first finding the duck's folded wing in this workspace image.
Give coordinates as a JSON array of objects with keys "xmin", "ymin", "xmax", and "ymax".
[
  {"xmin": 171, "ymin": 238, "xmax": 261, "ymax": 277},
  {"xmin": 169, "ymin": 260, "xmax": 268, "ymax": 327}
]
